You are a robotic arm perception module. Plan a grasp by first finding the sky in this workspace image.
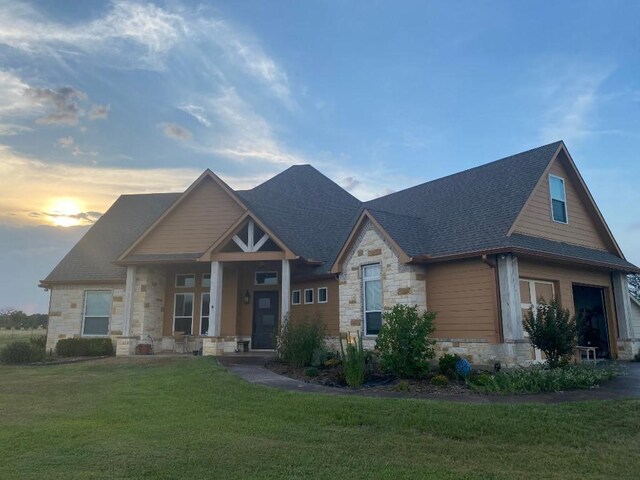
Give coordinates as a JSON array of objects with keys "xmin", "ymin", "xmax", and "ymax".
[{"xmin": 0, "ymin": 0, "xmax": 639, "ymax": 314}]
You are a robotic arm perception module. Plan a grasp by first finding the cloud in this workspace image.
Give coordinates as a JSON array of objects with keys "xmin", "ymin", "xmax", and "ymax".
[
  {"xmin": 24, "ymin": 86, "xmax": 87, "ymax": 126},
  {"xmin": 28, "ymin": 210, "xmax": 103, "ymax": 225},
  {"xmin": 0, "ymin": 70, "xmax": 33, "ymax": 116},
  {"xmin": 0, "ymin": 123, "xmax": 32, "ymax": 136},
  {"xmin": 179, "ymin": 104, "xmax": 211, "ymax": 127},
  {"xmin": 88, "ymin": 103, "xmax": 110, "ymax": 120},
  {"xmin": 341, "ymin": 176, "xmax": 361, "ymax": 191},
  {"xmin": 57, "ymin": 136, "xmax": 74, "ymax": 148},
  {"xmin": 160, "ymin": 122, "xmax": 192, "ymax": 141},
  {"xmin": 56, "ymin": 136, "xmax": 97, "ymax": 156},
  {"xmin": 535, "ymin": 62, "xmax": 614, "ymax": 143}
]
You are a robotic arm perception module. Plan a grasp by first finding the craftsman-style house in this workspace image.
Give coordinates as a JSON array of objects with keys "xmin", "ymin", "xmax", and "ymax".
[{"xmin": 41, "ymin": 141, "xmax": 639, "ymax": 364}]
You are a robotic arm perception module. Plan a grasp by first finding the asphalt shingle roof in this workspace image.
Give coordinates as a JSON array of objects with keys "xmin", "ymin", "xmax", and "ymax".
[{"xmin": 43, "ymin": 141, "xmax": 638, "ymax": 284}]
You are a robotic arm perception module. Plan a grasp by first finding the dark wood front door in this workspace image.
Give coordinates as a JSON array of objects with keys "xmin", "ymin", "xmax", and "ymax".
[{"xmin": 252, "ymin": 291, "xmax": 278, "ymax": 349}]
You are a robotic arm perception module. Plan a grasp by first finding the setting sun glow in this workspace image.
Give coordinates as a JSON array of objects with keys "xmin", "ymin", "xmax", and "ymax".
[{"xmin": 49, "ymin": 199, "xmax": 82, "ymax": 227}]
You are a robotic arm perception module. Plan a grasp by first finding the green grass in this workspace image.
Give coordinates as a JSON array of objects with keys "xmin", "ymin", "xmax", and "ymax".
[{"xmin": 1, "ymin": 357, "xmax": 639, "ymax": 479}]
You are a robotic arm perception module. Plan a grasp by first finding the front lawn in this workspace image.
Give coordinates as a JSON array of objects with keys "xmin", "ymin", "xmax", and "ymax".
[{"xmin": 1, "ymin": 357, "xmax": 639, "ymax": 479}]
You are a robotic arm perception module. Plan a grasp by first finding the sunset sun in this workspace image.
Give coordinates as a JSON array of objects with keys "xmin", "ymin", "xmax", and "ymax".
[{"xmin": 49, "ymin": 199, "xmax": 82, "ymax": 227}]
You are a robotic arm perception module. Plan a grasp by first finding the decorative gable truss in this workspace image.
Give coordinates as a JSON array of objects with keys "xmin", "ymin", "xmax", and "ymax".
[{"xmin": 232, "ymin": 219, "xmax": 272, "ymax": 253}]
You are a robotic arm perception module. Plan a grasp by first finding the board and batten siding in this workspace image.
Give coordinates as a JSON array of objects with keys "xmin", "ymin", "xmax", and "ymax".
[
  {"xmin": 518, "ymin": 258, "xmax": 618, "ymax": 355},
  {"xmin": 512, "ymin": 157, "xmax": 609, "ymax": 250},
  {"xmin": 425, "ymin": 258, "xmax": 501, "ymax": 343},
  {"xmin": 290, "ymin": 279, "xmax": 340, "ymax": 337},
  {"xmin": 132, "ymin": 177, "xmax": 245, "ymax": 255}
]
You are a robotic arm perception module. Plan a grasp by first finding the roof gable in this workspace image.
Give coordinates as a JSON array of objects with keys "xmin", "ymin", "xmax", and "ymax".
[
  {"xmin": 118, "ymin": 170, "xmax": 247, "ymax": 260},
  {"xmin": 509, "ymin": 144, "xmax": 623, "ymax": 256}
]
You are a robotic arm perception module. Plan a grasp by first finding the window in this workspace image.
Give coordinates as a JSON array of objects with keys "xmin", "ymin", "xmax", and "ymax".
[
  {"xmin": 176, "ymin": 274, "xmax": 195, "ymax": 288},
  {"xmin": 318, "ymin": 287, "xmax": 328, "ymax": 304},
  {"xmin": 255, "ymin": 271, "xmax": 278, "ymax": 285},
  {"xmin": 200, "ymin": 293, "xmax": 210, "ymax": 335},
  {"xmin": 82, "ymin": 291, "xmax": 112, "ymax": 336},
  {"xmin": 291, "ymin": 290, "xmax": 301, "ymax": 305},
  {"xmin": 304, "ymin": 288, "xmax": 314, "ymax": 304},
  {"xmin": 202, "ymin": 274, "xmax": 211, "ymax": 288},
  {"xmin": 174, "ymin": 293, "xmax": 194, "ymax": 334},
  {"xmin": 549, "ymin": 175, "xmax": 568, "ymax": 223},
  {"xmin": 363, "ymin": 264, "xmax": 382, "ymax": 335}
]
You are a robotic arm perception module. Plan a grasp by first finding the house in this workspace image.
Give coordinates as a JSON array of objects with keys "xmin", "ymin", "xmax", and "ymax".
[{"xmin": 40, "ymin": 141, "xmax": 640, "ymax": 364}]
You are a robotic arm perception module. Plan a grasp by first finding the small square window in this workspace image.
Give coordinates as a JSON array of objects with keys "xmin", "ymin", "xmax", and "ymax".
[
  {"xmin": 255, "ymin": 271, "xmax": 278, "ymax": 285},
  {"xmin": 304, "ymin": 288, "xmax": 314, "ymax": 304},
  {"xmin": 318, "ymin": 287, "xmax": 328, "ymax": 304},
  {"xmin": 291, "ymin": 290, "xmax": 301, "ymax": 305},
  {"xmin": 176, "ymin": 274, "xmax": 195, "ymax": 288},
  {"xmin": 202, "ymin": 274, "xmax": 211, "ymax": 288}
]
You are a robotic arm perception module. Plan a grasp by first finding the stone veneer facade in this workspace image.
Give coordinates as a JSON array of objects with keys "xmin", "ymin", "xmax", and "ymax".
[
  {"xmin": 130, "ymin": 266, "xmax": 166, "ymax": 341},
  {"xmin": 45, "ymin": 283, "xmax": 126, "ymax": 352},
  {"xmin": 338, "ymin": 220, "xmax": 427, "ymax": 349}
]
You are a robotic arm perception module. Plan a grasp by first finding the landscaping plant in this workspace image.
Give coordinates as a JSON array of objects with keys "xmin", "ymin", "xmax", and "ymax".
[
  {"xmin": 523, "ymin": 299, "xmax": 577, "ymax": 368},
  {"xmin": 276, "ymin": 318, "xmax": 326, "ymax": 368},
  {"xmin": 56, "ymin": 338, "xmax": 114, "ymax": 357},
  {"xmin": 375, "ymin": 304, "xmax": 436, "ymax": 378},
  {"xmin": 0, "ymin": 340, "xmax": 44, "ymax": 364},
  {"xmin": 339, "ymin": 331, "xmax": 366, "ymax": 387},
  {"xmin": 438, "ymin": 353, "xmax": 462, "ymax": 378}
]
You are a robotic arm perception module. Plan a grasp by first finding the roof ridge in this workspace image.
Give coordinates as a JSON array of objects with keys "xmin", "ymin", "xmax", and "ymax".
[{"xmin": 367, "ymin": 140, "xmax": 562, "ymax": 204}]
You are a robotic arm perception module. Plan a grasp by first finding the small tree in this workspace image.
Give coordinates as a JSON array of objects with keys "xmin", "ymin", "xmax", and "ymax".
[
  {"xmin": 523, "ymin": 299, "xmax": 577, "ymax": 368},
  {"xmin": 375, "ymin": 304, "xmax": 436, "ymax": 378}
]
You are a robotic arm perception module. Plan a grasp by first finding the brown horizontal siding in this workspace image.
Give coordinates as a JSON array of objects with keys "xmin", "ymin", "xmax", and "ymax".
[
  {"xmin": 425, "ymin": 258, "xmax": 500, "ymax": 342},
  {"xmin": 518, "ymin": 257, "xmax": 618, "ymax": 356},
  {"xmin": 290, "ymin": 278, "xmax": 339, "ymax": 337},
  {"xmin": 513, "ymin": 158, "xmax": 608, "ymax": 250},
  {"xmin": 133, "ymin": 177, "xmax": 245, "ymax": 255}
]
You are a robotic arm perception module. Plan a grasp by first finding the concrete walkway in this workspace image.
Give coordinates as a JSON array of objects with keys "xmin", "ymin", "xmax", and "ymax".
[{"xmin": 218, "ymin": 355, "xmax": 640, "ymax": 404}]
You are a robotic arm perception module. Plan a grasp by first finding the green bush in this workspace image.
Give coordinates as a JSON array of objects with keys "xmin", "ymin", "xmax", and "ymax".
[
  {"xmin": 305, "ymin": 366, "xmax": 319, "ymax": 377},
  {"xmin": 0, "ymin": 341, "xmax": 44, "ymax": 364},
  {"xmin": 633, "ymin": 352, "xmax": 640, "ymax": 362},
  {"xmin": 523, "ymin": 299, "xmax": 577, "ymax": 368},
  {"xmin": 340, "ymin": 331, "xmax": 366, "ymax": 388},
  {"xmin": 56, "ymin": 338, "xmax": 114, "ymax": 357},
  {"xmin": 438, "ymin": 353, "xmax": 462, "ymax": 378},
  {"xmin": 30, "ymin": 334, "xmax": 47, "ymax": 349},
  {"xmin": 431, "ymin": 374, "xmax": 450, "ymax": 387},
  {"xmin": 467, "ymin": 364, "xmax": 621, "ymax": 394},
  {"xmin": 276, "ymin": 319, "xmax": 326, "ymax": 368},
  {"xmin": 375, "ymin": 304, "xmax": 436, "ymax": 378}
]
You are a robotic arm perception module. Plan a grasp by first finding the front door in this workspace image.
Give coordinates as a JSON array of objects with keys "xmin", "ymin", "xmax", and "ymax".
[
  {"xmin": 573, "ymin": 285, "xmax": 610, "ymax": 358},
  {"xmin": 252, "ymin": 291, "xmax": 278, "ymax": 349}
]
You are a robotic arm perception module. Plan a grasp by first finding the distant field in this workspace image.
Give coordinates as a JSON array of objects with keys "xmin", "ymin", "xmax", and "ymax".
[{"xmin": 0, "ymin": 329, "xmax": 45, "ymax": 349}]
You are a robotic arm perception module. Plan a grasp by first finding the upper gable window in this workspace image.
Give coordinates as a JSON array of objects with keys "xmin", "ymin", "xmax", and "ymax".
[{"xmin": 549, "ymin": 175, "xmax": 568, "ymax": 224}]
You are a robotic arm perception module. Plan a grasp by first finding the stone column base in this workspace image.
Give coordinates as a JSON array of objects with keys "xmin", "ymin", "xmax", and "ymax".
[
  {"xmin": 115, "ymin": 337, "xmax": 139, "ymax": 356},
  {"xmin": 202, "ymin": 336, "xmax": 248, "ymax": 356},
  {"xmin": 617, "ymin": 339, "xmax": 640, "ymax": 360}
]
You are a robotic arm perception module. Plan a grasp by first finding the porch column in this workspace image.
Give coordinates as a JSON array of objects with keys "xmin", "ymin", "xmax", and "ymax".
[
  {"xmin": 612, "ymin": 272, "xmax": 634, "ymax": 340},
  {"xmin": 497, "ymin": 253, "xmax": 523, "ymax": 341},
  {"xmin": 209, "ymin": 261, "xmax": 223, "ymax": 337},
  {"xmin": 281, "ymin": 259, "xmax": 290, "ymax": 330},
  {"xmin": 123, "ymin": 266, "xmax": 136, "ymax": 336}
]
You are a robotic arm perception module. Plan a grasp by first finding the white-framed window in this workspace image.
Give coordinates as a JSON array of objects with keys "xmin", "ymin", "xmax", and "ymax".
[
  {"xmin": 202, "ymin": 273, "xmax": 211, "ymax": 288},
  {"xmin": 520, "ymin": 278, "xmax": 555, "ymax": 362},
  {"xmin": 304, "ymin": 288, "xmax": 314, "ymax": 304},
  {"xmin": 176, "ymin": 274, "xmax": 195, "ymax": 288},
  {"xmin": 82, "ymin": 290, "xmax": 112, "ymax": 336},
  {"xmin": 174, "ymin": 292, "xmax": 194, "ymax": 335},
  {"xmin": 255, "ymin": 271, "xmax": 278, "ymax": 285},
  {"xmin": 291, "ymin": 290, "xmax": 301, "ymax": 305},
  {"xmin": 363, "ymin": 263, "xmax": 382, "ymax": 336},
  {"xmin": 200, "ymin": 293, "xmax": 210, "ymax": 335},
  {"xmin": 318, "ymin": 287, "xmax": 328, "ymax": 304},
  {"xmin": 549, "ymin": 175, "xmax": 568, "ymax": 224}
]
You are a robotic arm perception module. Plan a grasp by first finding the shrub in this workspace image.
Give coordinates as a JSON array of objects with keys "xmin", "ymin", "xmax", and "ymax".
[
  {"xmin": 324, "ymin": 357, "xmax": 341, "ymax": 368},
  {"xmin": 30, "ymin": 334, "xmax": 47, "ymax": 349},
  {"xmin": 305, "ymin": 367, "xmax": 319, "ymax": 377},
  {"xmin": 633, "ymin": 352, "xmax": 640, "ymax": 362},
  {"xmin": 431, "ymin": 374, "xmax": 450, "ymax": 387},
  {"xmin": 375, "ymin": 304, "xmax": 436, "ymax": 379},
  {"xmin": 276, "ymin": 319, "xmax": 326, "ymax": 368},
  {"xmin": 340, "ymin": 331, "xmax": 366, "ymax": 388},
  {"xmin": 438, "ymin": 353, "xmax": 461, "ymax": 378},
  {"xmin": 523, "ymin": 299, "xmax": 577, "ymax": 368},
  {"xmin": 0, "ymin": 341, "xmax": 44, "ymax": 364},
  {"xmin": 467, "ymin": 364, "xmax": 621, "ymax": 394},
  {"xmin": 56, "ymin": 338, "xmax": 114, "ymax": 357},
  {"xmin": 393, "ymin": 380, "xmax": 411, "ymax": 392}
]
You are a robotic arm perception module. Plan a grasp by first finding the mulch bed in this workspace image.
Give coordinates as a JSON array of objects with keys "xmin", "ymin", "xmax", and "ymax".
[{"xmin": 266, "ymin": 359, "xmax": 473, "ymax": 396}]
